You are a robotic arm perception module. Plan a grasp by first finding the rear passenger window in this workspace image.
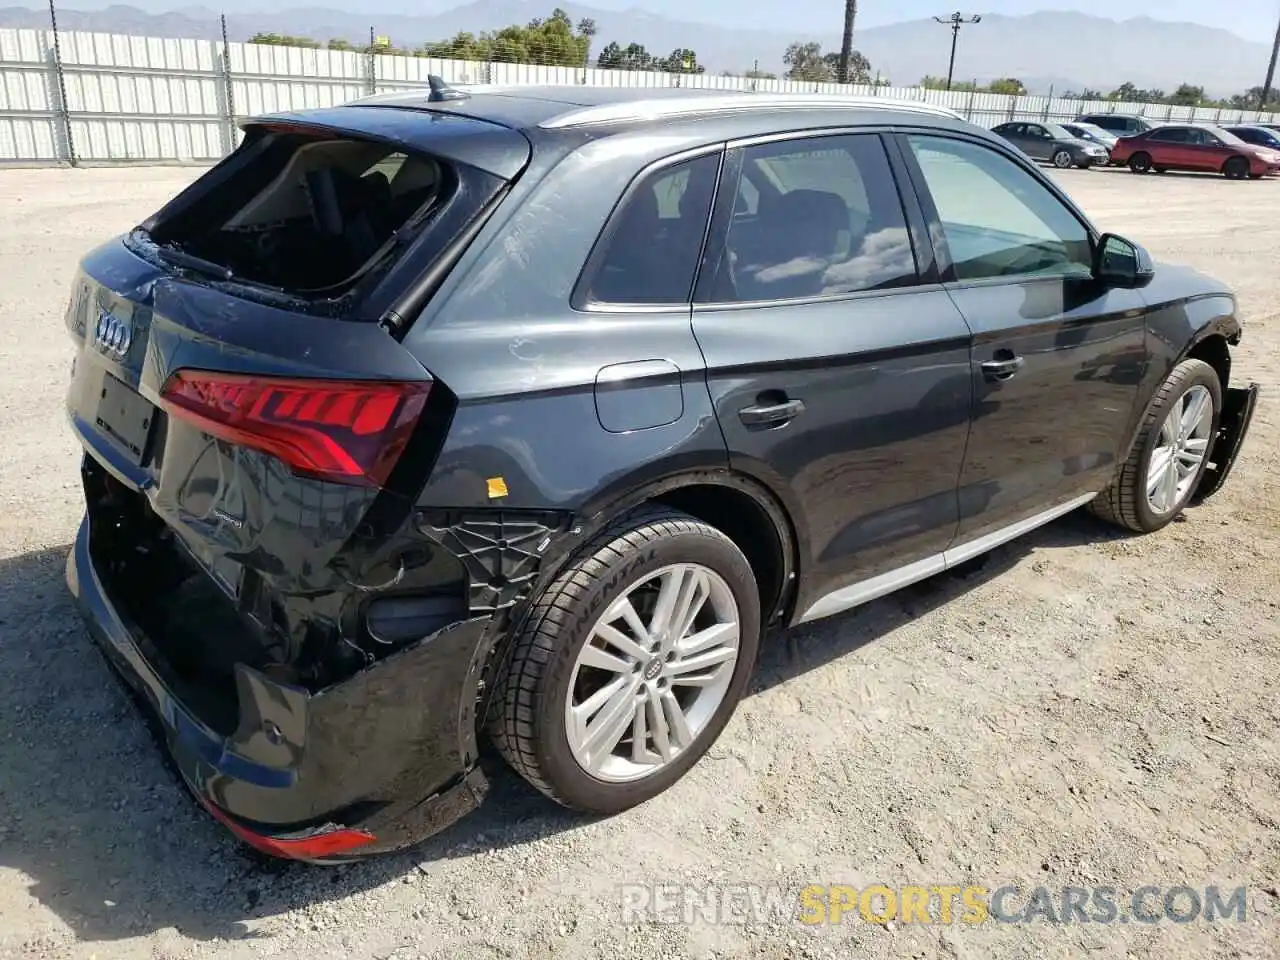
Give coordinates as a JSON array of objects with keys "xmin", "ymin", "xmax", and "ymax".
[
  {"xmin": 582, "ymin": 152, "xmax": 720, "ymax": 305},
  {"xmin": 706, "ymin": 133, "xmax": 918, "ymax": 303}
]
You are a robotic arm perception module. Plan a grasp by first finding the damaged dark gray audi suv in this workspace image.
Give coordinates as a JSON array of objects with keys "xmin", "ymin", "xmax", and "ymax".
[{"xmin": 64, "ymin": 82, "xmax": 1259, "ymax": 861}]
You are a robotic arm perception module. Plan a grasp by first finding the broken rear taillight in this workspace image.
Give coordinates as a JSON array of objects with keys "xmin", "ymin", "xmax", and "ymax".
[{"xmin": 160, "ymin": 370, "xmax": 430, "ymax": 487}]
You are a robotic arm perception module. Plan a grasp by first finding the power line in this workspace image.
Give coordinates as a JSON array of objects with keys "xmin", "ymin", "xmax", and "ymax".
[{"xmin": 932, "ymin": 11, "xmax": 981, "ymax": 92}]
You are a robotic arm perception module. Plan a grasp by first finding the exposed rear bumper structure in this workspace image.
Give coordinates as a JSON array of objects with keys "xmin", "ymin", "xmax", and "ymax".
[{"xmin": 66, "ymin": 516, "xmax": 492, "ymax": 862}]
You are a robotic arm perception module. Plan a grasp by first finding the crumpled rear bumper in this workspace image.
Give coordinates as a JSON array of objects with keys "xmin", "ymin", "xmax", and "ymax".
[{"xmin": 66, "ymin": 515, "xmax": 493, "ymax": 862}]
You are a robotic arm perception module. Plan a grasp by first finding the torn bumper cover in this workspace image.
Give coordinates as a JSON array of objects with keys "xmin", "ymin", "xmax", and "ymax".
[
  {"xmin": 65, "ymin": 516, "xmax": 492, "ymax": 862},
  {"xmin": 1194, "ymin": 382, "xmax": 1260, "ymax": 502}
]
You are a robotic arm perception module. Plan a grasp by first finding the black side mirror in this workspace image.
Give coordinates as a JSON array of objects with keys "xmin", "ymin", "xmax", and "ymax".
[{"xmin": 1094, "ymin": 233, "xmax": 1154, "ymax": 288}]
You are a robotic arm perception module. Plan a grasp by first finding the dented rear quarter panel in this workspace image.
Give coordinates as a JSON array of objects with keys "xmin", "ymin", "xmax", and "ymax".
[{"xmin": 403, "ymin": 128, "xmax": 734, "ymax": 516}]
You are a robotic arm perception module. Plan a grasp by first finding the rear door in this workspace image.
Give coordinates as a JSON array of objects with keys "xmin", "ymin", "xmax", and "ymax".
[
  {"xmin": 1146, "ymin": 126, "xmax": 1192, "ymax": 168},
  {"xmin": 691, "ymin": 130, "xmax": 974, "ymax": 621},
  {"xmin": 895, "ymin": 131, "xmax": 1147, "ymax": 547}
]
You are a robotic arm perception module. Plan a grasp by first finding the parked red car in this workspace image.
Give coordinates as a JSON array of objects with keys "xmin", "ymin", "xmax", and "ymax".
[{"xmin": 1109, "ymin": 123, "xmax": 1280, "ymax": 179}]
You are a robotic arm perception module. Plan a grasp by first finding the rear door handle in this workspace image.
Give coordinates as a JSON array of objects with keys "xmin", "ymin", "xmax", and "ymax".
[
  {"xmin": 738, "ymin": 398, "xmax": 806, "ymax": 426},
  {"xmin": 980, "ymin": 355, "xmax": 1025, "ymax": 382}
]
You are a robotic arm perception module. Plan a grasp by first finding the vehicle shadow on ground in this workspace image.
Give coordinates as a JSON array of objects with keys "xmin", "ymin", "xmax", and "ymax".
[{"xmin": 0, "ymin": 509, "xmax": 1135, "ymax": 945}]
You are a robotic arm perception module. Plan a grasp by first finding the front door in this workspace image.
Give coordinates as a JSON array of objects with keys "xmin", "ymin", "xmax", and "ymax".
[
  {"xmin": 691, "ymin": 130, "xmax": 974, "ymax": 620},
  {"xmin": 1184, "ymin": 127, "xmax": 1228, "ymax": 171},
  {"xmin": 896, "ymin": 132, "xmax": 1148, "ymax": 545},
  {"xmin": 1020, "ymin": 123, "xmax": 1054, "ymax": 161}
]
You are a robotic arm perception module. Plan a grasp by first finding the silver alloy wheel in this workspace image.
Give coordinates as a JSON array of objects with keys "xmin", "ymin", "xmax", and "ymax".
[
  {"xmin": 564, "ymin": 562, "xmax": 741, "ymax": 783},
  {"xmin": 1146, "ymin": 384, "xmax": 1213, "ymax": 515},
  {"xmin": 1053, "ymin": 150, "xmax": 1073, "ymax": 168}
]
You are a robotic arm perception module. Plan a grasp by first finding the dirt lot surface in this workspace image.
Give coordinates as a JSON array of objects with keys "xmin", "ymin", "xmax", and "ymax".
[{"xmin": 0, "ymin": 164, "xmax": 1277, "ymax": 960}]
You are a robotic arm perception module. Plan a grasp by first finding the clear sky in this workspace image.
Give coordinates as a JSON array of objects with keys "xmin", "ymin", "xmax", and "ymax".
[
  {"xmin": 48, "ymin": 0, "xmax": 1280, "ymax": 46},
  {"xmin": 573, "ymin": 0, "xmax": 1278, "ymax": 43}
]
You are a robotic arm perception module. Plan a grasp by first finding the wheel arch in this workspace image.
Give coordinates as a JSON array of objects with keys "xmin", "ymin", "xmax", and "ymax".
[
  {"xmin": 1115, "ymin": 312, "xmax": 1238, "ymax": 473},
  {"xmin": 571, "ymin": 467, "xmax": 804, "ymax": 631}
]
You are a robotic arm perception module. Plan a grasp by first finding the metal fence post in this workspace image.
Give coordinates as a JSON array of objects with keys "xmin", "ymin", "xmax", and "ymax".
[
  {"xmin": 219, "ymin": 14, "xmax": 236, "ymax": 157},
  {"xmin": 367, "ymin": 26, "xmax": 377, "ymax": 96},
  {"xmin": 47, "ymin": 0, "xmax": 76, "ymax": 166},
  {"xmin": 965, "ymin": 86, "xmax": 976, "ymax": 121}
]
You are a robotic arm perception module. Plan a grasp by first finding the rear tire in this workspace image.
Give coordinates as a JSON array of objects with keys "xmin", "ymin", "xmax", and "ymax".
[
  {"xmin": 1223, "ymin": 156, "xmax": 1249, "ymax": 179},
  {"xmin": 1128, "ymin": 152, "xmax": 1152, "ymax": 174},
  {"xmin": 1090, "ymin": 359, "xmax": 1222, "ymax": 534},
  {"xmin": 489, "ymin": 507, "xmax": 761, "ymax": 815}
]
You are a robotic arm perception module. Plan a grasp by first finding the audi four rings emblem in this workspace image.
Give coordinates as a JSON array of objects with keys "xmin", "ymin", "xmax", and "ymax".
[{"xmin": 94, "ymin": 308, "xmax": 132, "ymax": 359}]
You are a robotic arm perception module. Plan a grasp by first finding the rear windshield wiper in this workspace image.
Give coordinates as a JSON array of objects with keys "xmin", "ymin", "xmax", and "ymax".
[{"xmin": 155, "ymin": 244, "xmax": 234, "ymax": 282}]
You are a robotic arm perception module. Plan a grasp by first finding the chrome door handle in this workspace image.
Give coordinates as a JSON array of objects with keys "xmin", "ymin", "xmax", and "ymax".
[
  {"xmin": 738, "ymin": 398, "xmax": 805, "ymax": 426},
  {"xmin": 980, "ymin": 355, "xmax": 1025, "ymax": 382}
]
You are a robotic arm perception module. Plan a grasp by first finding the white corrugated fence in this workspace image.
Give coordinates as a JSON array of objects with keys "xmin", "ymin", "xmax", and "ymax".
[{"xmin": 2, "ymin": 26, "xmax": 1278, "ymax": 164}]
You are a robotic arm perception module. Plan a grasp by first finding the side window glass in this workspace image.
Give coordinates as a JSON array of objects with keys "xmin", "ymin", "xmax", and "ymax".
[
  {"xmin": 709, "ymin": 134, "xmax": 918, "ymax": 303},
  {"xmin": 583, "ymin": 152, "xmax": 720, "ymax": 305},
  {"xmin": 905, "ymin": 134, "xmax": 1093, "ymax": 282}
]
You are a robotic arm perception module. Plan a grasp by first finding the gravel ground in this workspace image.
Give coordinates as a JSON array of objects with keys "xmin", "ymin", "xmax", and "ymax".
[{"xmin": 1, "ymin": 164, "xmax": 1278, "ymax": 960}]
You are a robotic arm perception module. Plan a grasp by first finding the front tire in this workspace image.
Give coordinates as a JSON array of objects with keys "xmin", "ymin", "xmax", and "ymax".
[
  {"xmin": 489, "ymin": 507, "xmax": 761, "ymax": 814},
  {"xmin": 1223, "ymin": 156, "xmax": 1250, "ymax": 179},
  {"xmin": 1090, "ymin": 359, "xmax": 1222, "ymax": 533},
  {"xmin": 1052, "ymin": 149, "xmax": 1074, "ymax": 169}
]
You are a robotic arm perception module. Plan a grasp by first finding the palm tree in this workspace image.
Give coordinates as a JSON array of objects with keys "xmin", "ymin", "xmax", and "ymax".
[
  {"xmin": 837, "ymin": 0, "xmax": 857, "ymax": 84},
  {"xmin": 577, "ymin": 18, "xmax": 598, "ymax": 69}
]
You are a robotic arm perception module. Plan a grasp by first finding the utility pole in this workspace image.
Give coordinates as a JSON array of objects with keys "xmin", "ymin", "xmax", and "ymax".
[
  {"xmin": 932, "ymin": 12, "xmax": 981, "ymax": 92},
  {"xmin": 837, "ymin": 0, "xmax": 858, "ymax": 83},
  {"xmin": 1262, "ymin": 10, "xmax": 1280, "ymax": 109}
]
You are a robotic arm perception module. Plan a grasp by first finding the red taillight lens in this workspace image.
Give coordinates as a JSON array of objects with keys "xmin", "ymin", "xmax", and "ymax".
[
  {"xmin": 202, "ymin": 800, "xmax": 376, "ymax": 860},
  {"xmin": 160, "ymin": 370, "xmax": 430, "ymax": 487}
]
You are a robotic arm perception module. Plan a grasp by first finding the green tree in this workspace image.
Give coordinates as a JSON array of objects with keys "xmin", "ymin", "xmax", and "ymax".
[
  {"xmin": 1224, "ymin": 86, "xmax": 1268, "ymax": 109},
  {"xmin": 987, "ymin": 77, "xmax": 1026, "ymax": 96},
  {"xmin": 248, "ymin": 33, "xmax": 321, "ymax": 48},
  {"xmin": 655, "ymin": 48, "xmax": 704, "ymax": 74},
  {"xmin": 784, "ymin": 41, "xmax": 830, "ymax": 81},
  {"xmin": 577, "ymin": 18, "xmax": 597, "ymax": 67},
  {"xmin": 920, "ymin": 74, "xmax": 978, "ymax": 92},
  {"xmin": 420, "ymin": 9, "xmax": 592, "ymax": 66},
  {"xmin": 596, "ymin": 41, "xmax": 655, "ymax": 70},
  {"xmin": 783, "ymin": 41, "xmax": 871, "ymax": 83},
  {"xmin": 1169, "ymin": 83, "xmax": 1205, "ymax": 106}
]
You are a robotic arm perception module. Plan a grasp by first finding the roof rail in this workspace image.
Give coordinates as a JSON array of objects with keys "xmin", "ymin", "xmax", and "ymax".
[{"xmin": 540, "ymin": 93, "xmax": 965, "ymax": 129}]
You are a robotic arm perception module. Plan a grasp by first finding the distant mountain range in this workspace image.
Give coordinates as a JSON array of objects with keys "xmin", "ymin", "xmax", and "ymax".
[{"xmin": 0, "ymin": 2, "xmax": 1273, "ymax": 96}]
